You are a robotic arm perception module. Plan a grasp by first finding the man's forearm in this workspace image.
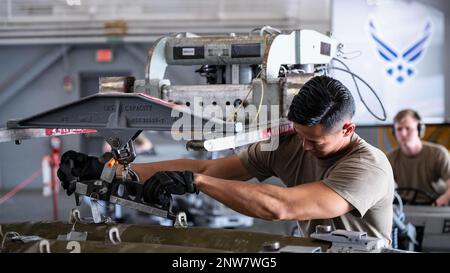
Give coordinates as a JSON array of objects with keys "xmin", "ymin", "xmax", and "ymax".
[
  {"xmin": 193, "ymin": 174, "xmax": 352, "ymax": 220},
  {"xmin": 194, "ymin": 174, "xmax": 291, "ymax": 220},
  {"xmin": 116, "ymin": 155, "xmax": 251, "ymax": 182}
]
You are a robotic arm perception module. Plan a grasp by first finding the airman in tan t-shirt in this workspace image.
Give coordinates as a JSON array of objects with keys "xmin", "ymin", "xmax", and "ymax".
[
  {"xmin": 390, "ymin": 109, "xmax": 450, "ymax": 206},
  {"xmin": 239, "ymin": 133, "xmax": 394, "ymax": 242},
  {"xmin": 388, "ymin": 141, "xmax": 450, "ymax": 204}
]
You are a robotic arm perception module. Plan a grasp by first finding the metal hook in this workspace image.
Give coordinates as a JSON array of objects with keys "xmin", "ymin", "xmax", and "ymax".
[
  {"xmin": 108, "ymin": 227, "xmax": 122, "ymax": 245},
  {"xmin": 1, "ymin": 231, "xmax": 20, "ymax": 249},
  {"xmin": 174, "ymin": 212, "xmax": 188, "ymax": 228},
  {"xmin": 39, "ymin": 239, "xmax": 51, "ymax": 253},
  {"xmin": 69, "ymin": 208, "xmax": 82, "ymax": 224}
]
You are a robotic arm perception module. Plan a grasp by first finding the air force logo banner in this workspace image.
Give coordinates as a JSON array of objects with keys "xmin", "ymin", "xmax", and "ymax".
[
  {"xmin": 368, "ymin": 19, "xmax": 432, "ymax": 84},
  {"xmin": 331, "ymin": 0, "xmax": 445, "ymax": 125}
]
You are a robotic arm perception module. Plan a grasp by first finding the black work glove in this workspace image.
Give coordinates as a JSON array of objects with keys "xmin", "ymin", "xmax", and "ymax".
[
  {"xmin": 142, "ymin": 171, "xmax": 199, "ymax": 207},
  {"xmin": 57, "ymin": 150, "xmax": 113, "ymax": 195}
]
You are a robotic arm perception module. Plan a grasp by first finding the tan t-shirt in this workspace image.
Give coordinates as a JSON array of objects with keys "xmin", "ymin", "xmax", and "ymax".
[
  {"xmin": 238, "ymin": 133, "xmax": 394, "ymax": 243},
  {"xmin": 387, "ymin": 141, "xmax": 450, "ymax": 203}
]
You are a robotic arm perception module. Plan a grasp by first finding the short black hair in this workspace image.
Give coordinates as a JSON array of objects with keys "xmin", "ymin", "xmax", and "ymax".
[{"xmin": 287, "ymin": 75, "xmax": 355, "ymax": 131}]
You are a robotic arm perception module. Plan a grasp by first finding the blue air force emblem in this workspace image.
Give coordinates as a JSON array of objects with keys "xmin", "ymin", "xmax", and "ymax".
[{"xmin": 368, "ymin": 20, "xmax": 432, "ymax": 83}]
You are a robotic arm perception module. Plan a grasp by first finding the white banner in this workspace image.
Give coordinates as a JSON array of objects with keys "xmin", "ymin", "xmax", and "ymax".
[{"xmin": 331, "ymin": 0, "xmax": 445, "ymax": 125}]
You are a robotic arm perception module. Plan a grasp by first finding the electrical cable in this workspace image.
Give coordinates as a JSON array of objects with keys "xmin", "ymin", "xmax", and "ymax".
[
  {"xmin": 255, "ymin": 78, "xmax": 265, "ymax": 122},
  {"xmin": 336, "ymin": 43, "xmax": 362, "ymax": 60},
  {"xmin": 316, "ymin": 58, "xmax": 387, "ymax": 121},
  {"xmin": 226, "ymin": 69, "xmax": 263, "ymax": 122},
  {"xmin": 333, "ymin": 58, "xmax": 386, "ymax": 121}
]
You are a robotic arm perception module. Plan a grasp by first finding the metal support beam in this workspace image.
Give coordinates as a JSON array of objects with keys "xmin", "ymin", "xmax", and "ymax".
[{"xmin": 0, "ymin": 45, "xmax": 72, "ymax": 107}]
